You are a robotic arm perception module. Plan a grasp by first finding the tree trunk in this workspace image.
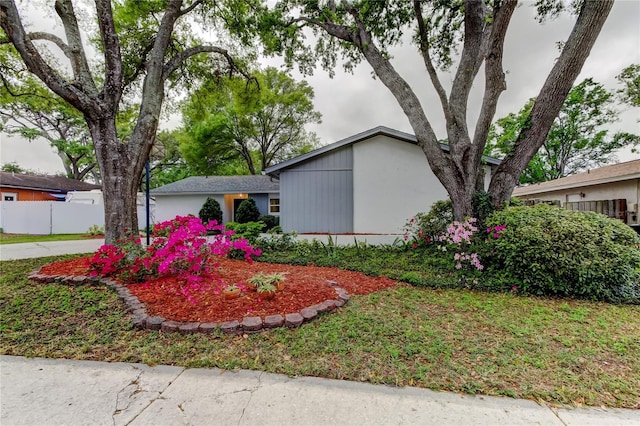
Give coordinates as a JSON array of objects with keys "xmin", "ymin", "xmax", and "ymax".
[
  {"xmin": 489, "ymin": 0, "xmax": 614, "ymax": 205},
  {"xmin": 88, "ymin": 118, "xmax": 137, "ymax": 244}
]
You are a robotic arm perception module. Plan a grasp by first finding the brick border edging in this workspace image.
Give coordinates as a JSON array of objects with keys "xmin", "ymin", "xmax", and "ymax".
[{"xmin": 27, "ymin": 270, "xmax": 351, "ymax": 334}]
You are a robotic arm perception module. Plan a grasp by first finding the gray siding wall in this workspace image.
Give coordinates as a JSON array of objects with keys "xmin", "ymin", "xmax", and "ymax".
[
  {"xmin": 249, "ymin": 193, "xmax": 269, "ymax": 216},
  {"xmin": 280, "ymin": 147, "xmax": 353, "ymax": 233}
]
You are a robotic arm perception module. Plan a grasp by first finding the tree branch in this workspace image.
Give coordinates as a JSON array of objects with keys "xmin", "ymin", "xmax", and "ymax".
[
  {"xmin": 0, "ymin": 0, "xmax": 92, "ymax": 111},
  {"xmin": 471, "ymin": 0, "xmax": 516, "ymax": 167},
  {"xmin": 94, "ymin": 0, "xmax": 123, "ymax": 108},
  {"xmin": 490, "ymin": 0, "xmax": 615, "ymax": 203},
  {"xmin": 163, "ymin": 45, "xmax": 257, "ymax": 86},
  {"xmin": 413, "ymin": 1, "xmax": 452, "ymax": 123},
  {"xmin": 316, "ymin": 4, "xmax": 449, "ymax": 178},
  {"xmin": 179, "ymin": 0, "xmax": 205, "ymax": 17},
  {"xmin": 449, "ymin": 0, "xmax": 490, "ymax": 136},
  {"xmin": 54, "ymin": 0, "xmax": 97, "ymax": 95},
  {"xmin": 26, "ymin": 31, "xmax": 72, "ymax": 58}
]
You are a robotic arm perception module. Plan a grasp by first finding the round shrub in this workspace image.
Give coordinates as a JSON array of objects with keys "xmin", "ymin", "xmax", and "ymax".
[
  {"xmin": 199, "ymin": 197, "xmax": 223, "ymax": 225},
  {"xmin": 485, "ymin": 204, "xmax": 640, "ymax": 303},
  {"xmin": 235, "ymin": 198, "xmax": 260, "ymax": 223},
  {"xmin": 258, "ymin": 214, "xmax": 279, "ymax": 231}
]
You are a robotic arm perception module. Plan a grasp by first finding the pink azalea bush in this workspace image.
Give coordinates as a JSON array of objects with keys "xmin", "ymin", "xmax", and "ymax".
[
  {"xmin": 444, "ymin": 220, "xmax": 507, "ymax": 271},
  {"xmin": 438, "ymin": 218, "xmax": 485, "ymax": 271},
  {"xmin": 88, "ymin": 215, "xmax": 261, "ymax": 302},
  {"xmin": 404, "ymin": 211, "xmax": 506, "ymax": 275}
]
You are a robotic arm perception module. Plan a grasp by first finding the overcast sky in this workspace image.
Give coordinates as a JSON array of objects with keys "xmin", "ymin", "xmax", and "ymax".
[{"xmin": 1, "ymin": 0, "xmax": 639, "ymax": 175}]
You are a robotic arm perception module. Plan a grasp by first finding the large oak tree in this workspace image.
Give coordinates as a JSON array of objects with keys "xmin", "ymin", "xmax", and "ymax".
[
  {"xmin": 180, "ymin": 66, "xmax": 321, "ymax": 175},
  {"xmin": 258, "ymin": 0, "xmax": 615, "ymax": 219},
  {"xmin": 0, "ymin": 0, "xmax": 256, "ymax": 242}
]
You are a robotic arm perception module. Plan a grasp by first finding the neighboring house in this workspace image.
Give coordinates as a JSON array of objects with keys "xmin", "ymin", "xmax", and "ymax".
[
  {"xmin": 151, "ymin": 175, "xmax": 280, "ymax": 224},
  {"xmin": 512, "ymin": 159, "xmax": 640, "ymax": 227},
  {"xmin": 264, "ymin": 126, "xmax": 501, "ymax": 234},
  {"xmin": 0, "ymin": 171, "xmax": 100, "ymax": 202}
]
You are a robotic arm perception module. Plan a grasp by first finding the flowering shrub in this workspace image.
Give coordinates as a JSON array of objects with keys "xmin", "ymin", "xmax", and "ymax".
[
  {"xmin": 453, "ymin": 251, "xmax": 483, "ymax": 271},
  {"xmin": 402, "ymin": 215, "xmax": 432, "ymax": 248},
  {"xmin": 439, "ymin": 218, "xmax": 478, "ymax": 245},
  {"xmin": 487, "ymin": 224, "xmax": 507, "ymax": 239},
  {"xmin": 88, "ymin": 215, "xmax": 261, "ymax": 302},
  {"xmin": 403, "ymin": 200, "xmax": 453, "ymax": 247},
  {"xmin": 88, "ymin": 244, "xmax": 126, "ymax": 276},
  {"xmin": 437, "ymin": 218, "xmax": 486, "ymax": 271}
]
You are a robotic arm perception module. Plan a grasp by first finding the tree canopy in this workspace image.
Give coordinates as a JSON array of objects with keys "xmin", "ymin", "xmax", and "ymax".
[
  {"xmin": 487, "ymin": 78, "xmax": 640, "ymax": 184},
  {"xmin": 180, "ymin": 66, "xmax": 320, "ymax": 175},
  {"xmin": 617, "ymin": 64, "xmax": 640, "ymax": 108},
  {"xmin": 0, "ymin": 45, "xmax": 98, "ymax": 182},
  {"xmin": 254, "ymin": 0, "xmax": 615, "ymax": 219},
  {"xmin": 0, "ymin": 0, "xmax": 260, "ymax": 242}
]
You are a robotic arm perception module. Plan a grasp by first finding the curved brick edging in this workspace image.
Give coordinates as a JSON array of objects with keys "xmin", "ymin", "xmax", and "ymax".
[{"xmin": 27, "ymin": 270, "xmax": 351, "ymax": 334}]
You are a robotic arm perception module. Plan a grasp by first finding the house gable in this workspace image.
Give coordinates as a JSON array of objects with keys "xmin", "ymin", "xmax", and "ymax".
[
  {"xmin": 279, "ymin": 145, "xmax": 354, "ymax": 233},
  {"xmin": 352, "ymin": 135, "xmax": 449, "ymax": 233},
  {"xmin": 266, "ymin": 127, "xmax": 498, "ymax": 234},
  {"xmin": 264, "ymin": 125, "xmax": 500, "ymax": 178}
]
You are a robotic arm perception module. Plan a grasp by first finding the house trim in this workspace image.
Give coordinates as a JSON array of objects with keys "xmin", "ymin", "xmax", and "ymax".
[{"xmin": 264, "ymin": 126, "xmax": 501, "ymax": 178}]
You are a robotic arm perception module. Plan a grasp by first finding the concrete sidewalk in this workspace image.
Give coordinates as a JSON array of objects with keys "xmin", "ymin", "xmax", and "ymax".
[
  {"xmin": 1, "ymin": 356, "xmax": 637, "ymax": 426},
  {"xmin": 0, "ymin": 239, "xmax": 105, "ymax": 261}
]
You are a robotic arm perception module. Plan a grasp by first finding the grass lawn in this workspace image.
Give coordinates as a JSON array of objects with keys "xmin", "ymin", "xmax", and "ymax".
[
  {"xmin": 1, "ymin": 254, "xmax": 639, "ymax": 409},
  {"xmin": 0, "ymin": 233, "xmax": 100, "ymax": 245}
]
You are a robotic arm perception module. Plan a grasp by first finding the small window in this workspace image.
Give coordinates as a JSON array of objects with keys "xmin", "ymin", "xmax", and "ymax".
[
  {"xmin": 2, "ymin": 192, "xmax": 17, "ymax": 201},
  {"xmin": 269, "ymin": 198, "xmax": 280, "ymax": 214}
]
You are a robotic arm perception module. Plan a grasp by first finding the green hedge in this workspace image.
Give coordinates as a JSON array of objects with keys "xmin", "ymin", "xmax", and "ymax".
[{"xmin": 485, "ymin": 204, "xmax": 640, "ymax": 303}]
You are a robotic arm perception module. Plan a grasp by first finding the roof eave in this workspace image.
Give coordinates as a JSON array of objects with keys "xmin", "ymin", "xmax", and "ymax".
[
  {"xmin": 513, "ymin": 174, "xmax": 640, "ymax": 196},
  {"xmin": 0, "ymin": 184, "xmax": 67, "ymax": 192},
  {"xmin": 264, "ymin": 126, "xmax": 500, "ymax": 176},
  {"xmin": 151, "ymin": 190, "xmax": 279, "ymax": 196}
]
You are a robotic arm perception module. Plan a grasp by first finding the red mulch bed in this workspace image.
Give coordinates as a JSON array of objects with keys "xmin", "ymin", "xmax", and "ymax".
[{"xmin": 38, "ymin": 256, "xmax": 401, "ymax": 323}]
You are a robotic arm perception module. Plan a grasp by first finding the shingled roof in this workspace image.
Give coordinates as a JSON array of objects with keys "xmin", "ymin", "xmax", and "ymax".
[
  {"xmin": 151, "ymin": 175, "xmax": 279, "ymax": 195},
  {"xmin": 513, "ymin": 159, "xmax": 640, "ymax": 196},
  {"xmin": 0, "ymin": 171, "xmax": 100, "ymax": 192}
]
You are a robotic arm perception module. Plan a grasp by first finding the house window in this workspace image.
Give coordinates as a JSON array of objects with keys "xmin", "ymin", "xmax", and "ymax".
[
  {"xmin": 269, "ymin": 198, "xmax": 280, "ymax": 214},
  {"xmin": 2, "ymin": 192, "xmax": 17, "ymax": 201}
]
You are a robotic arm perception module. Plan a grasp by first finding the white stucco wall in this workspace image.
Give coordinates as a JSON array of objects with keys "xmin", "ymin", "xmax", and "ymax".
[
  {"xmin": 154, "ymin": 194, "xmax": 226, "ymax": 223},
  {"xmin": 352, "ymin": 136, "xmax": 451, "ymax": 234}
]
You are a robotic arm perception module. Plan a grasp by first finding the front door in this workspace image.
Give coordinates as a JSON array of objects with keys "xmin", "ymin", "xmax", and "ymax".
[{"xmin": 233, "ymin": 198, "xmax": 245, "ymax": 222}]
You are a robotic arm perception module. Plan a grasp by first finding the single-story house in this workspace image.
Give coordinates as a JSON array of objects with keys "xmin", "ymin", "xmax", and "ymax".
[
  {"xmin": 512, "ymin": 159, "xmax": 640, "ymax": 227},
  {"xmin": 0, "ymin": 171, "xmax": 100, "ymax": 202},
  {"xmin": 151, "ymin": 175, "xmax": 280, "ymax": 223},
  {"xmin": 264, "ymin": 126, "xmax": 501, "ymax": 234}
]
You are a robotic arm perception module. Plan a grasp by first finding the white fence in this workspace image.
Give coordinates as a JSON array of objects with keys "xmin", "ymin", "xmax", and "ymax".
[{"xmin": 0, "ymin": 201, "xmax": 155, "ymax": 234}]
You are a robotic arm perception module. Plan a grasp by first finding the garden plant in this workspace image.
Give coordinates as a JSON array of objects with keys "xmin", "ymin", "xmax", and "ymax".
[{"xmin": 88, "ymin": 215, "xmax": 260, "ymax": 302}]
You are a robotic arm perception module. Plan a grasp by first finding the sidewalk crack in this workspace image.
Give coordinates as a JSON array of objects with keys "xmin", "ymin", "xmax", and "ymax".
[
  {"xmin": 237, "ymin": 372, "xmax": 263, "ymax": 426},
  {"xmin": 112, "ymin": 368, "xmax": 143, "ymax": 426},
  {"xmin": 119, "ymin": 366, "xmax": 186, "ymax": 426},
  {"xmin": 548, "ymin": 406, "xmax": 568, "ymax": 426}
]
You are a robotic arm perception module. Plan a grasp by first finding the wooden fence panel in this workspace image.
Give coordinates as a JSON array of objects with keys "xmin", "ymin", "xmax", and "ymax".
[{"xmin": 564, "ymin": 199, "xmax": 627, "ymax": 223}]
